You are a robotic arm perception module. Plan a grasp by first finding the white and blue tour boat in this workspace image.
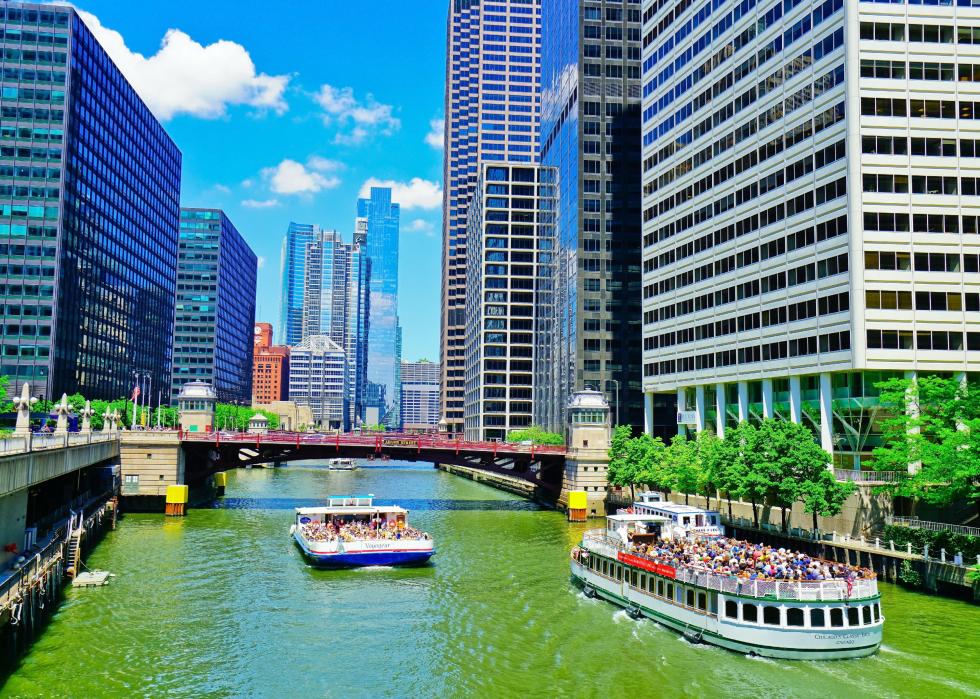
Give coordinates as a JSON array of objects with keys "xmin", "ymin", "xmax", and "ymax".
[
  {"xmin": 291, "ymin": 495, "xmax": 434, "ymax": 568},
  {"xmin": 571, "ymin": 509, "xmax": 883, "ymax": 660}
]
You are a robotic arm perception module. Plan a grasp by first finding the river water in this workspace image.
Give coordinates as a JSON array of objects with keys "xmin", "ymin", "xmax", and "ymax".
[{"xmin": 1, "ymin": 462, "xmax": 978, "ymax": 698}]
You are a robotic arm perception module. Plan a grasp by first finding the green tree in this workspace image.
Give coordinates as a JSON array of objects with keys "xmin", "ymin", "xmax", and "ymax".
[
  {"xmin": 663, "ymin": 435, "xmax": 699, "ymax": 504},
  {"xmin": 608, "ymin": 425, "xmax": 644, "ymax": 498},
  {"xmin": 722, "ymin": 422, "xmax": 769, "ymax": 528},
  {"xmin": 505, "ymin": 425, "xmax": 564, "ymax": 445},
  {"xmin": 872, "ymin": 375, "xmax": 980, "ymax": 516},
  {"xmin": 694, "ymin": 429, "xmax": 725, "ymax": 510}
]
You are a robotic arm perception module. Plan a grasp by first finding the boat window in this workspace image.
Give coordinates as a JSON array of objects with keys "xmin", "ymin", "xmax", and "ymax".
[
  {"xmin": 847, "ymin": 606, "xmax": 860, "ymax": 627},
  {"xmin": 697, "ymin": 592, "xmax": 707, "ymax": 611},
  {"xmin": 830, "ymin": 608, "xmax": 844, "ymax": 627},
  {"xmin": 686, "ymin": 588, "xmax": 695, "ymax": 607},
  {"xmin": 631, "ymin": 570, "xmax": 638, "ymax": 587},
  {"xmin": 786, "ymin": 608, "xmax": 805, "ymax": 627},
  {"xmin": 763, "ymin": 606, "xmax": 781, "ymax": 625},
  {"xmin": 811, "ymin": 608, "xmax": 826, "ymax": 627},
  {"xmin": 616, "ymin": 565, "xmax": 623, "ymax": 582},
  {"xmin": 666, "ymin": 583, "xmax": 674, "ymax": 600},
  {"xmin": 657, "ymin": 579, "xmax": 665, "ymax": 597},
  {"xmin": 873, "ymin": 603, "xmax": 880, "ymax": 622},
  {"xmin": 639, "ymin": 574, "xmax": 646, "ymax": 590},
  {"xmin": 862, "ymin": 606, "xmax": 872, "ymax": 625},
  {"xmin": 743, "ymin": 604, "xmax": 758, "ymax": 623},
  {"xmin": 602, "ymin": 559, "xmax": 608, "ymax": 576},
  {"xmin": 725, "ymin": 600, "xmax": 739, "ymax": 619}
]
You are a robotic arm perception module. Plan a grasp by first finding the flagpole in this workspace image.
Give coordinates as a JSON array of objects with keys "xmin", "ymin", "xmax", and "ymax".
[{"xmin": 132, "ymin": 370, "xmax": 138, "ymax": 427}]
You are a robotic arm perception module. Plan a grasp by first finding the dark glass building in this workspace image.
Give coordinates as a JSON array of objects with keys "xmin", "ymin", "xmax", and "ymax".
[
  {"xmin": 537, "ymin": 0, "xmax": 665, "ymax": 435},
  {"xmin": 0, "ymin": 2, "xmax": 181, "ymax": 400},
  {"xmin": 171, "ymin": 208, "xmax": 257, "ymax": 404}
]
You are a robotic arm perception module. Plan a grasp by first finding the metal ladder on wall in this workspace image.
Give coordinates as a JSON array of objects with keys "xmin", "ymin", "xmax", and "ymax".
[{"xmin": 65, "ymin": 511, "xmax": 84, "ymax": 576}]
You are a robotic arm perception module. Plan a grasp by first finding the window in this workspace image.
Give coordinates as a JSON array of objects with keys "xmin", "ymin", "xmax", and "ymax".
[
  {"xmin": 697, "ymin": 593, "xmax": 707, "ymax": 611},
  {"xmin": 862, "ymin": 606, "xmax": 872, "ymax": 625},
  {"xmin": 725, "ymin": 600, "xmax": 739, "ymax": 619},
  {"xmin": 743, "ymin": 604, "xmax": 758, "ymax": 623},
  {"xmin": 830, "ymin": 608, "xmax": 844, "ymax": 627},
  {"xmin": 763, "ymin": 607, "xmax": 781, "ymax": 625},
  {"xmin": 847, "ymin": 607, "xmax": 860, "ymax": 627},
  {"xmin": 787, "ymin": 608, "xmax": 805, "ymax": 627},
  {"xmin": 811, "ymin": 608, "xmax": 826, "ymax": 627},
  {"xmin": 686, "ymin": 589, "xmax": 695, "ymax": 607}
]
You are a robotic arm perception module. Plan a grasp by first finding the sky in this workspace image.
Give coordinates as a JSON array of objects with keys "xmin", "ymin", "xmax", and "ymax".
[{"xmin": 69, "ymin": 0, "xmax": 447, "ymax": 362}]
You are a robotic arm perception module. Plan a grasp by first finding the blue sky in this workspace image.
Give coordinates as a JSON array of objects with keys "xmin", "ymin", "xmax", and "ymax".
[{"xmin": 72, "ymin": 0, "xmax": 447, "ymax": 361}]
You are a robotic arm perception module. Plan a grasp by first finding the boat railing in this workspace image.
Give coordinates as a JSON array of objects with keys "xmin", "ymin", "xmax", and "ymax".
[{"xmin": 580, "ymin": 530, "xmax": 879, "ymax": 602}]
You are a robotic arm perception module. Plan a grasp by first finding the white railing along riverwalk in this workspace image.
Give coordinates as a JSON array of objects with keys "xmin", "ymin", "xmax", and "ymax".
[{"xmin": 580, "ymin": 530, "xmax": 879, "ymax": 602}]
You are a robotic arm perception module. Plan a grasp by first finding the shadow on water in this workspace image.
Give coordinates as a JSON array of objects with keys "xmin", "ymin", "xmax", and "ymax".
[{"xmin": 213, "ymin": 497, "xmax": 542, "ymax": 512}]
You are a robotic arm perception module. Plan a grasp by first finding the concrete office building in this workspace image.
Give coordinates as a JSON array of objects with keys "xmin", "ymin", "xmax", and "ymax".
[
  {"xmin": 537, "ymin": 0, "xmax": 655, "ymax": 436},
  {"xmin": 171, "ymin": 208, "xmax": 257, "ymax": 404},
  {"xmin": 464, "ymin": 163, "xmax": 555, "ymax": 440},
  {"xmin": 639, "ymin": 0, "xmax": 980, "ymax": 468},
  {"xmin": 401, "ymin": 360, "xmax": 441, "ymax": 431},
  {"xmin": 287, "ymin": 335, "xmax": 347, "ymax": 430},
  {"xmin": 441, "ymin": 0, "xmax": 542, "ymax": 434}
]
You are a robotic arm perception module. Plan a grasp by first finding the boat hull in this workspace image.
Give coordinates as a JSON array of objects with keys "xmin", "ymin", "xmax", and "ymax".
[
  {"xmin": 294, "ymin": 532, "xmax": 433, "ymax": 568},
  {"xmin": 571, "ymin": 561, "xmax": 881, "ymax": 660}
]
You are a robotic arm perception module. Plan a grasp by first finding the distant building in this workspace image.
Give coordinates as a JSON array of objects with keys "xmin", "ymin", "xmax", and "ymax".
[
  {"xmin": 0, "ymin": 2, "xmax": 182, "ymax": 400},
  {"xmin": 287, "ymin": 335, "xmax": 347, "ymax": 430},
  {"xmin": 171, "ymin": 208, "xmax": 257, "ymax": 404},
  {"xmin": 401, "ymin": 360, "xmax": 441, "ymax": 431},
  {"xmin": 252, "ymin": 322, "xmax": 289, "ymax": 404},
  {"xmin": 464, "ymin": 164, "xmax": 554, "ymax": 441},
  {"xmin": 440, "ymin": 0, "xmax": 542, "ymax": 434},
  {"xmin": 279, "ymin": 222, "xmax": 319, "ymax": 346},
  {"xmin": 300, "ymin": 228, "xmax": 369, "ymax": 429},
  {"xmin": 358, "ymin": 187, "xmax": 402, "ymax": 429}
]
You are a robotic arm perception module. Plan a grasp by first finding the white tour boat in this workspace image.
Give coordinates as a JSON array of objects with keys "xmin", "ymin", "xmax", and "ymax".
[
  {"xmin": 627, "ymin": 495, "xmax": 725, "ymax": 539},
  {"xmin": 571, "ymin": 513, "xmax": 883, "ymax": 660},
  {"xmin": 290, "ymin": 495, "xmax": 434, "ymax": 568},
  {"xmin": 326, "ymin": 458, "xmax": 358, "ymax": 471}
]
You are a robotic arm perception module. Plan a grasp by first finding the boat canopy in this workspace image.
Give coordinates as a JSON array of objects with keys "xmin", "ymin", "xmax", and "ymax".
[{"xmin": 296, "ymin": 506, "xmax": 407, "ymax": 516}]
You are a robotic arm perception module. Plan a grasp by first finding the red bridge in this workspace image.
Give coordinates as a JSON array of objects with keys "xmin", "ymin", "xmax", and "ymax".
[{"xmin": 179, "ymin": 431, "xmax": 568, "ymax": 494}]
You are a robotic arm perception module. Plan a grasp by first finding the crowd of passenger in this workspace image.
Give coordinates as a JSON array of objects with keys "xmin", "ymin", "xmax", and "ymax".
[
  {"xmin": 301, "ymin": 519, "xmax": 430, "ymax": 543},
  {"xmin": 628, "ymin": 536, "xmax": 872, "ymax": 582}
]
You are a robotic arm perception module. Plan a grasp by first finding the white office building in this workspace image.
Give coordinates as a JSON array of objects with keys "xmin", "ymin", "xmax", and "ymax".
[
  {"xmin": 401, "ymin": 360, "xmax": 441, "ymax": 431},
  {"xmin": 640, "ymin": 0, "xmax": 980, "ymax": 469},
  {"xmin": 287, "ymin": 335, "xmax": 347, "ymax": 430},
  {"xmin": 464, "ymin": 163, "xmax": 555, "ymax": 441}
]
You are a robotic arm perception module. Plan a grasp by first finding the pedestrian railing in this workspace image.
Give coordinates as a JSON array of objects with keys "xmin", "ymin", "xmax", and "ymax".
[
  {"xmin": 885, "ymin": 516, "xmax": 980, "ymax": 538},
  {"xmin": 0, "ymin": 431, "xmax": 116, "ymax": 455},
  {"xmin": 834, "ymin": 469, "xmax": 904, "ymax": 484}
]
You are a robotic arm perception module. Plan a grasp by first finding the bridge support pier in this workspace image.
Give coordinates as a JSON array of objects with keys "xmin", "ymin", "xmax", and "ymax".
[{"xmin": 558, "ymin": 389, "xmax": 612, "ymax": 518}]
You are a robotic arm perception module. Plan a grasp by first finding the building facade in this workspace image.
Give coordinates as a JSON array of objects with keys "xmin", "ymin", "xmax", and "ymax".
[
  {"xmin": 170, "ymin": 208, "xmax": 256, "ymax": 404},
  {"xmin": 441, "ymin": 0, "xmax": 542, "ymax": 433},
  {"xmin": 279, "ymin": 222, "xmax": 319, "ymax": 347},
  {"xmin": 299, "ymin": 228, "xmax": 368, "ymax": 430},
  {"xmin": 252, "ymin": 322, "xmax": 289, "ymax": 405},
  {"xmin": 401, "ymin": 359, "xmax": 441, "ymax": 431},
  {"xmin": 639, "ymin": 0, "xmax": 980, "ymax": 468},
  {"xmin": 287, "ymin": 335, "xmax": 347, "ymax": 431},
  {"xmin": 537, "ymin": 0, "xmax": 651, "ymax": 436},
  {"xmin": 358, "ymin": 186, "xmax": 402, "ymax": 428},
  {"xmin": 464, "ymin": 163, "xmax": 555, "ymax": 440},
  {"xmin": 0, "ymin": 2, "xmax": 182, "ymax": 400}
]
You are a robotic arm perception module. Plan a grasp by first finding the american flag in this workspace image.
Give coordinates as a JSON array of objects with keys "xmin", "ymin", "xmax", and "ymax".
[{"xmin": 131, "ymin": 385, "xmax": 141, "ymax": 402}]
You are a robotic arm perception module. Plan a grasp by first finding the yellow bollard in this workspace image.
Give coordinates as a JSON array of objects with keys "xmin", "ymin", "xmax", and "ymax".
[
  {"xmin": 568, "ymin": 491, "xmax": 588, "ymax": 522},
  {"xmin": 165, "ymin": 485, "xmax": 189, "ymax": 516},
  {"xmin": 214, "ymin": 472, "xmax": 227, "ymax": 497}
]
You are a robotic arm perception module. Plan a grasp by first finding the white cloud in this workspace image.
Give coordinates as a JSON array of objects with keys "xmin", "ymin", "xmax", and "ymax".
[
  {"xmin": 314, "ymin": 84, "xmax": 400, "ymax": 144},
  {"xmin": 406, "ymin": 218, "xmax": 435, "ymax": 237},
  {"xmin": 74, "ymin": 9, "xmax": 290, "ymax": 120},
  {"xmin": 212, "ymin": 184, "xmax": 231, "ymax": 195},
  {"xmin": 241, "ymin": 178, "xmax": 254, "ymax": 189},
  {"xmin": 359, "ymin": 177, "xmax": 442, "ymax": 210},
  {"xmin": 256, "ymin": 256, "xmax": 267, "ymax": 269},
  {"xmin": 241, "ymin": 198, "xmax": 280, "ymax": 209},
  {"xmin": 425, "ymin": 118, "xmax": 444, "ymax": 149},
  {"xmin": 261, "ymin": 157, "xmax": 342, "ymax": 196}
]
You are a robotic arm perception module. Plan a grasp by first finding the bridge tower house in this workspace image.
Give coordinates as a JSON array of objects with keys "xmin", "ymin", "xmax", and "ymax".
[{"xmin": 559, "ymin": 388, "xmax": 612, "ymax": 518}]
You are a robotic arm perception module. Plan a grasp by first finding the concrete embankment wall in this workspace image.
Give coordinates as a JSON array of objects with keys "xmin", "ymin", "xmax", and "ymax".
[{"xmin": 435, "ymin": 464, "xmax": 552, "ymax": 505}]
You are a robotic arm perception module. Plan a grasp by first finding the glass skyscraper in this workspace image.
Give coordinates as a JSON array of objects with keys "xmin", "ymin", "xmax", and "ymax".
[
  {"xmin": 358, "ymin": 186, "xmax": 401, "ymax": 428},
  {"xmin": 0, "ymin": 2, "xmax": 182, "ymax": 400},
  {"xmin": 441, "ymin": 0, "xmax": 542, "ymax": 433},
  {"xmin": 279, "ymin": 222, "xmax": 318, "ymax": 347},
  {"xmin": 171, "ymin": 208, "xmax": 257, "ymax": 404},
  {"xmin": 537, "ymin": 0, "xmax": 651, "ymax": 435}
]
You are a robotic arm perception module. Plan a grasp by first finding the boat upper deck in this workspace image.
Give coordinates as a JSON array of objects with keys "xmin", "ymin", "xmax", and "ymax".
[{"xmin": 580, "ymin": 530, "xmax": 879, "ymax": 602}]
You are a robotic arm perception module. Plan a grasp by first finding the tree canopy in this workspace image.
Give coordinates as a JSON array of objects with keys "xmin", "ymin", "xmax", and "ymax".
[{"xmin": 505, "ymin": 425, "xmax": 564, "ymax": 446}]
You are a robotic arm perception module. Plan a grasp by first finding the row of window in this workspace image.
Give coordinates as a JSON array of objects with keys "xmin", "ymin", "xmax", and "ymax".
[
  {"xmin": 861, "ymin": 98, "xmax": 980, "ymax": 120},
  {"xmin": 865, "ymin": 290, "xmax": 980, "ymax": 311},
  {"xmin": 859, "ymin": 59, "xmax": 980, "ymax": 82},
  {"xmin": 645, "ymin": 292, "xmax": 850, "ymax": 350},
  {"xmin": 862, "ymin": 135, "xmax": 980, "ymax": 158},
  {"xmin": 860, "ymin": 21, "xmax": 980, "ymax": 45},
  {"xmin": 863, "ymin": 174, "xmax": 980, "ymax": 196},
  {"xmin": 647, "ymin": 251, "xmax": 849, "ymax": 324},
  {"xmin": 645, "ymin": 330, "xmax": 852, "ymax": 376},
  {"xmin": 863, "ymin": 211, "xmax": 980, "ymax": 234},
  {"xmin": 724, "ymin": 599, "xmax": 881, "ymax": 629},
  {"xmin": 867, "ymin": 329, "xmax": 980, "ymax": 350}
]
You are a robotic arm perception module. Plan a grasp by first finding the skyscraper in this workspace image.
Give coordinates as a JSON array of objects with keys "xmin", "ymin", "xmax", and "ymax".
[
  {"xmin": 401, "ymin": 360, "xmax": 441, "ymax": 431},
  {"xmin": 171, "ymin": 208, "xmax": 257, "ymax": 404},
  {"xmin": 638, "ymin": 0, "xmax": 980, "ymax": 468},
  {"xmin": 464, "ymin": 163, "xmax": 555, "ymax": 440},
  {"xmin": 441, "ymin": 0, "xmax": 542, "ymax": 434},
  {"xmin": 358, "ymin": 187, "xmax": 402, "ymax": 428},
  {"xmin": 279, "ymin": 222, "xmax": 318, "ymax": 347},
  {"xmin": 300, "ymin": 228, "xmax": 369, "ymax": 429},
  {"xmin": 537, "ymin": 0, "xmax": 649, "ymax": 435},
  {"xmin": 0, "ymin": 2, "xmax": 181, "ymax": 400}
]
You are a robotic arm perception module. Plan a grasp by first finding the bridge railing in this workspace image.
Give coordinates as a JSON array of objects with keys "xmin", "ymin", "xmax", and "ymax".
[
  {"xmin": 179, "ymin": 430, "xmax": 567, "ymax": 455},
  {"xmin": 0, "ymin": 431, "xmax": 116, "ymax": 455}
]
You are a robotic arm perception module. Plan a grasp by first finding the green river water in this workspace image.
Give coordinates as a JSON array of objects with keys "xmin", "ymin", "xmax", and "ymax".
[{"xmin": 1, "ymin": 462, "xmax": 978, "ymax": 698}]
